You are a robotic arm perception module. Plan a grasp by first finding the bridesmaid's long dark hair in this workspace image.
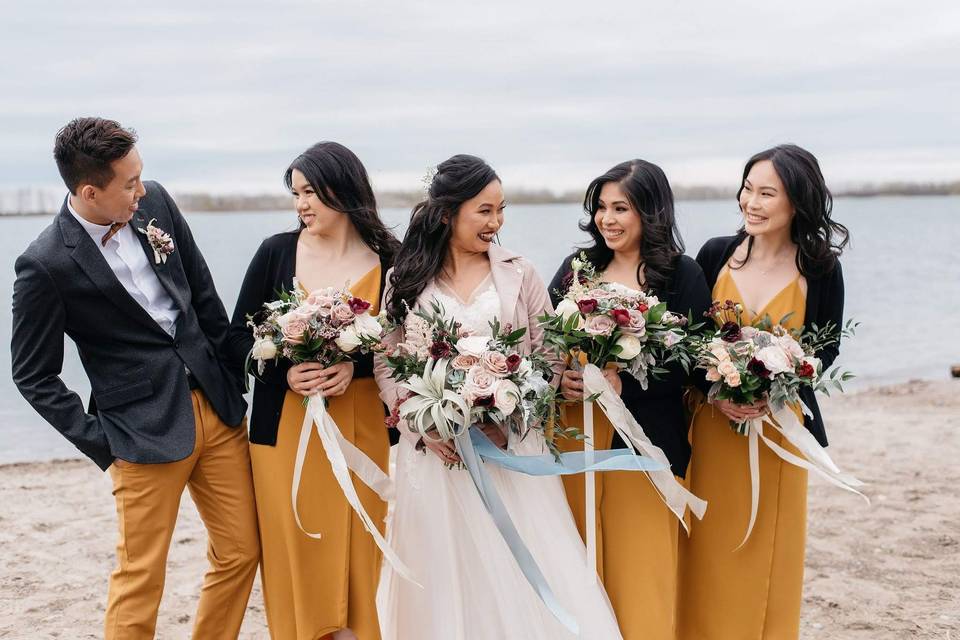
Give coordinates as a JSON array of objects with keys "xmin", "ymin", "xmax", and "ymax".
[
  {"xmin": 386, "ymin": 154, "xmax": 499, "ymax": 321},
  {"xmin": 580, "ymin": 159, "xmax": 684, "ymax": 296},
  {"xmin": 283, "ymin": 141, "xmax": 400, "ymax": 264},
  {"xmin": 732, "ymin": 144, "xmax": 849, "ymax": 278}
]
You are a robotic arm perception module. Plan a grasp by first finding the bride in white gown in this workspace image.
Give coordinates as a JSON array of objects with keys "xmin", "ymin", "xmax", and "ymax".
[{"xmin": 374, "ymin": 155, "xmax": 622, "ymax": 639}]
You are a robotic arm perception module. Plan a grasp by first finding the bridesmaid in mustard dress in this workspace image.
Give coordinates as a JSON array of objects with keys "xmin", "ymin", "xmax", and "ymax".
[
  {"xmin": 548, "ymin": 160, "xmax": 711, "ymax": 640},
  {"xmin": 677, "ymin": 144, "xmax": 849, "ymax": 639},
  {"xmin": 226, "ymin": 142, "xmax": 400, "ymax": 640}
]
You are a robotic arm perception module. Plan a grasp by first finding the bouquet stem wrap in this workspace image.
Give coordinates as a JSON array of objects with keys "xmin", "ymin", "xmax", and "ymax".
[
  {"xmin": 581, "ymin": 364, "xmax": 708, "ymax": 533},
  {"xmin": 737, "ymin": 405, "xmax": 867, "ymax": 548},
  {"xmin": 293, "ymin": 394, "xmax": 420, "ymax": 586}
]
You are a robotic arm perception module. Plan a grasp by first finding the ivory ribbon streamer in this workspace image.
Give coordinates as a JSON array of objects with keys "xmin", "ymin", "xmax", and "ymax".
[
  {"xmin": 581, "ymin": 364, "xmax": 708, "ymax": 533},
  {"xmin": 736, "ymin": 406, "xmax": 868, "ymax": 549},
  {"xmin": 583, "ymin": 399, "xmax": 597, "ymax": 582},
  {"xmin": 454, "ymin": 426, "xmax": 580, "ymax": 634},
  {"xmin": 292, "ymin": 394, "xmax": 420, "ymax": 585}
]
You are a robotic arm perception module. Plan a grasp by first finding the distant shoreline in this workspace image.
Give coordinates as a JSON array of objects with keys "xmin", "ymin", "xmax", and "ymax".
[{"xmin": 1, "ymin": 184, "xmax": 958, "ymax": 216}]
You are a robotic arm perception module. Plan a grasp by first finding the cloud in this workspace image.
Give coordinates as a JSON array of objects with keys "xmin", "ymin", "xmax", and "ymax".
[{"xmin": 2, "ymin": 0, "xmax": 957, "ymax": 193}]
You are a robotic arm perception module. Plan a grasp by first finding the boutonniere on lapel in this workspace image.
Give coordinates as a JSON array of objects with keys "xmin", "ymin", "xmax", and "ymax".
[{"xmin": 136, "ymin": 218, "xmax": 175, "ymax": 264}]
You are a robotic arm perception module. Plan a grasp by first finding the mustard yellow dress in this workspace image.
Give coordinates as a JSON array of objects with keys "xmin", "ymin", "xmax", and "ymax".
[
  {"xmin": 250, "ymin": 266, "xmax": 388, "ymax": 640},
  {"xmin": 559, "ymin": 404, "xmax": 681, "ymax": 640},
  {"xmin": 676, "ymin": 268, "xmax": 808, "ymax": 640}
]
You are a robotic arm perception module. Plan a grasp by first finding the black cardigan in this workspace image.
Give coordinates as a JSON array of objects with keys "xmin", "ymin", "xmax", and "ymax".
[
  {"xmin": 548, "ymin": 253, "xmax": 712, "ymax": 477},
  {"xmin": 224, "ymin": 231, "xmax": 394, "ymax": 446},
  {"xmin": 695, "ymin": 234, "xmax": 844, "ymax": 447}
]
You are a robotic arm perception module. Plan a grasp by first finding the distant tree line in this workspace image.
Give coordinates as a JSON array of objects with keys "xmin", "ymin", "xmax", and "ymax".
[{"xmin": 2, "ymin": 182, "xmax": 958, "ymax": 215}]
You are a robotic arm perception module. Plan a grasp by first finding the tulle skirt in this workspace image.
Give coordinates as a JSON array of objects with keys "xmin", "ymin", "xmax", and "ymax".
[{"xmin": 377, "ymin": 432, "xmax": 623, "ymax": 639}]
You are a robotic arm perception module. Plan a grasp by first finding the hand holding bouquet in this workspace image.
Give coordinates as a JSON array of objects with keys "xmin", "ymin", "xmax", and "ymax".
[
  {"xmin": 694, "ymin": 300, "xmax": 856, "ymax": 434},
  {"xmin": 382, "ymin": 301, "xmax": 559, "ymax": 457}
]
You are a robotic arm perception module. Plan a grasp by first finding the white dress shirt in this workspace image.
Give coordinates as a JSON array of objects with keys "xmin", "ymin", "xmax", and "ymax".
[{"xmin": 67, "ymin": 196, "xmax": 180, "ymax": 337}]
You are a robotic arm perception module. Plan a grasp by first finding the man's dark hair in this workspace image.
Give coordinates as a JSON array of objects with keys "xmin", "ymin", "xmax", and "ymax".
[{"xmin": 54, "ymin": 117, "xmax": 138, "ymax": 194}]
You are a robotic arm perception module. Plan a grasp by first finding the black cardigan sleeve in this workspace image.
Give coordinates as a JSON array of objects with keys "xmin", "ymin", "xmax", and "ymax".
[
  {"xmin": 226, "ymin": 237, "xmax": 292, "ymax": 389},
  {"xmin": 547, "ymin": 253, "xmax": 577, "ymax": 309}
]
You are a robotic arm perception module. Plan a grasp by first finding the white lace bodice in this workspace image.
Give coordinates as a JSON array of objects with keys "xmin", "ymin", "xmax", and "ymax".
[{"xmin": 423, "ymin": 275, "xmax": 500, "ymax": 337}]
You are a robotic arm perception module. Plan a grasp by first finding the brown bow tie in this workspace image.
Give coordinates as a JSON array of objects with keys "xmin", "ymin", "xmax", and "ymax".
[{"xmin": 101, "ymin": 222, "xmax": 127, "ymax": 246}]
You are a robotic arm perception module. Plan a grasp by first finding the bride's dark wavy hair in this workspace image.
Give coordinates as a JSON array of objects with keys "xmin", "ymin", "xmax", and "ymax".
[
  {"xmin": 732, "ymin": 144, "xmax": 849, "ymax": 278},
  {"xmin": 386, "ymin": 154, "xmax": 499, "ymax": 321},
  {"xmin": 579, "ymin": 159, "xmax": 685, "ymax": 296},
  {"xmin": 283, "ymin": 141, "xmax": 399, "ymax": 264}
]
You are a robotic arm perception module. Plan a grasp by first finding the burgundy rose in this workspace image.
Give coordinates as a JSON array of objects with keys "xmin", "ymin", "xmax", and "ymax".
[
  {"xmin": 506, "ymin": 353, "xmax": 522, "ymax": 372},
  {"xmin": 429, "ymin": 341, "xmax": 452, "ymax": 358},
  {"xmin": 637, "ymin": 302, "xmax": 649, "ymax": 313},
  {"xmin": 747, "ymin": 357, "xmax": 771, "ymax": 379},
  {"xmin": 720, "ymin": 321, "xmax": 742, "ymax": 343},
  {"xmin": 473, "ymin": 395, "xmax": 495, "ymax": 407},
  {"xmin": 577, "ymin": 299, "xmax": 598, "ymax": 314},
  {"xmin": 611, "ymin": 308, "xmax": 631, "ymax": 326},
  {"xmin": 797, "ymin": 362, "xmax": 815, "ymax": 378},
  {"xmin": 348, "ymin": 297, "xmax": 371, "ymax": 314}
]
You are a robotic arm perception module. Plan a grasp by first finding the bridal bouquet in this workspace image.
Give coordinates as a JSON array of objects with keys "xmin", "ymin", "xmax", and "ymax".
[
  {"xmin": 382, "ymin": 301, "xmax": 559, "ymax": 451},
  {"xmin": 693, "ymin": 299, "xmax": 856, "ymax": 434},
  {"xmin": 245, "ymin": 279, "xmax": 390, "ymax": 378},
  {"xmin": 539, "ymin": 253, "xmax": 694, "ymax": 389}
]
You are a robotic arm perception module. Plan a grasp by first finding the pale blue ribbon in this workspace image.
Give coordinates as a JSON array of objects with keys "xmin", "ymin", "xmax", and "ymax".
[
  {"xmin": 471, "ymin": 429, "xmax": 666, "ymax": 475},
  {"xmin": 453, "ymin": 427, "xmax": 581, "ymax": 634}
]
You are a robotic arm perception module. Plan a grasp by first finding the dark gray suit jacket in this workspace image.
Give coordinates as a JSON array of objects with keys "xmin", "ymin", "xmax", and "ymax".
[{"xmin": 11, "ymin": 181, "xmax": 247, "ymax": 470}]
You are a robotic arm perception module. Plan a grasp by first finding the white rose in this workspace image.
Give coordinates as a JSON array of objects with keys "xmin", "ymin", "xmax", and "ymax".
[
  {"xmin": 335, "ymin": 326, "xmax": 361, "ymax": 352},
  {"xmin": 516, "ymin": 357, "xmax": 533, "ymax": 378},
  {"xmin": 456, "ymin": 335, "xmax": 491, "ymax": 358},
  {"xmin": 756, "ymin": 345, "xmax": 793, "ymax": 375},
  {"xmin": 555, "ymin": 298, "xmax": 581, "ymax": 322},
  {"xmin": 615, "ymin": 334, "xmax": 643, "ymax": 360},
  {"xmin": 663, "ymin": 330, "xmax": 682, "ymax": 348},
  {"xmin": 493, "ymin": 379, "xmax": 520, "ymax": 416},
  {"xmin": 353, "ymin": 313, "xmax": 383, "ymax": 340},
  {"xmin": 251, "ymin": 338, "xmax": 277, "ymax": 361}
]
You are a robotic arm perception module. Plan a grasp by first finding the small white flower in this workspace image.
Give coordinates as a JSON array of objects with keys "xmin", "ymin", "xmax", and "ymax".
[{"xmin": 251, "ymin": 338, "xmax": 277, "ymax": 361}]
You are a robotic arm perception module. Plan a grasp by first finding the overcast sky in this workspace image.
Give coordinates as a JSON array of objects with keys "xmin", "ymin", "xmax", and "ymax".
[{"xmin": 2, "ymin": 0, "xmax": 958, "ymax": 195}]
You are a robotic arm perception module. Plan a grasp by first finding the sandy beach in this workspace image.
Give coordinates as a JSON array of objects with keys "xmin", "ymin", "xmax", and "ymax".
[{"xmin": 2, "ymin": 380, "xmax": 958, "ymax": 639}]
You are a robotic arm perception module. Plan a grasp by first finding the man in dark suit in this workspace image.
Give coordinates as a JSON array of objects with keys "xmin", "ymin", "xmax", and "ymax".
[{"xmin": 11, "ymin": 117, "xmax": 259, "ymax": 639}]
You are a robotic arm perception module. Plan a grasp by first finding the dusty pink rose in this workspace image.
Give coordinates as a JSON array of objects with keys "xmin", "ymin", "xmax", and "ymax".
[
  {"xmin": 480, "ymin": 351, "xmax": 510, "ymax": 378},
  {"xmin": 281, "ymin": 318, "xmax": 310, "ymax": 344},
  {"xmin": 462, "ymin": 366, "xmax": 497, "ymax": 405},
  {"xmin": 619, "ymin": 309, "xmax": 646, "ymax": 337},
  {"xmin": 330, "ymin": 302, "xmax": 356, "ymax": 326},
  {"xmin": 451, "ymin": 354, "xmax": 479, "ymax": 371},
  {"xmin": 705, "ymin": 366, "xmax": 722, "ymax": 382},
  {"xmin": 584, "ymin": 314, "xmax": 617, "ymax": 336}
]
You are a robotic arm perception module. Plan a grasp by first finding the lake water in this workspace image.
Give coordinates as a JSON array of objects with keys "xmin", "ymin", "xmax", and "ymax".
[{"xmin": 2, "ymin": 196, "xmax": 958, "ymax": 463}]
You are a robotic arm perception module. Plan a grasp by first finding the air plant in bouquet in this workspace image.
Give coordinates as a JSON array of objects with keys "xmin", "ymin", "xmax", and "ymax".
[
  {"xmin": 382, "ymin": 300, "xmax": 564, "ymax": 460},
  {"xmin": 694, "ymin": 299, "xmax": 857, "ymax": 434},
  {"xmin": 538, "ymin": 252, "xmax": 698, "ymax": 391},
  {"xmin": 245, "ymin": 279, "xmax": 391, "ymax": 384}
]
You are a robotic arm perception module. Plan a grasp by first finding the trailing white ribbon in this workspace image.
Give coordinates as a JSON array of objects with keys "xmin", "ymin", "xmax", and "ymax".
[
  {"xmin": 736, "ymin": 406, "xmax": 868, "ymax": 549},
  {"xmin": 581, "ymin": 364, "xmax": 708, "ymax": 533},
  {"xmin": 583, "ymin": 398, "xmax": 598, "ymax": 582},
  {"xmin": 292, "ymin": 394, "xmax": 420, "ymax": 586}
]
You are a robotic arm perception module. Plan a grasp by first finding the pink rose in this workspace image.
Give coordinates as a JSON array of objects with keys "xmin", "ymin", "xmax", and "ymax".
[
  {"xmin": 480, "ymin": 351, "xmax": 510, "ymax": 378},
  {"xmin": 451, "ymin": 354, "xmax": 480, "ymax": 371},
  {"xmin": 462, "ymin": 366, "xmax": 497, "ymax": 405},
  {"xmin": 330, "ymin": 302, "xmax": 356, "ymax": 327},
  {"xmin": 619, "ymin": 309, "xmax": 646, "ymax": 337},
  {"xmin": 282, "ymin": 318, "xmax": 310, "ymax": 344},
  {"xmin": 585, "ymin": 314, "xmax": 617, "ymax": 336}
]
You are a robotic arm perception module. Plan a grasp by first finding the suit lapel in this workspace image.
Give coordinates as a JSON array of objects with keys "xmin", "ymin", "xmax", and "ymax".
[
  {"xmin": 129, "ymin": 209, "xmax": 189, "ymax": 314},
  {"xmin": 60, "ymin": 209, "xmax": 168, "ymax": 335},
  {"xmin": 488, "ymin": 243, "xmax": 523, "ymax": 329}
]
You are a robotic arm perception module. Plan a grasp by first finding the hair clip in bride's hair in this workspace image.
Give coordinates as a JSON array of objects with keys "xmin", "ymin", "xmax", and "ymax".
[{"xmin": 421, "ymin": 165, "xmax": 438, "ymax": 196}]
